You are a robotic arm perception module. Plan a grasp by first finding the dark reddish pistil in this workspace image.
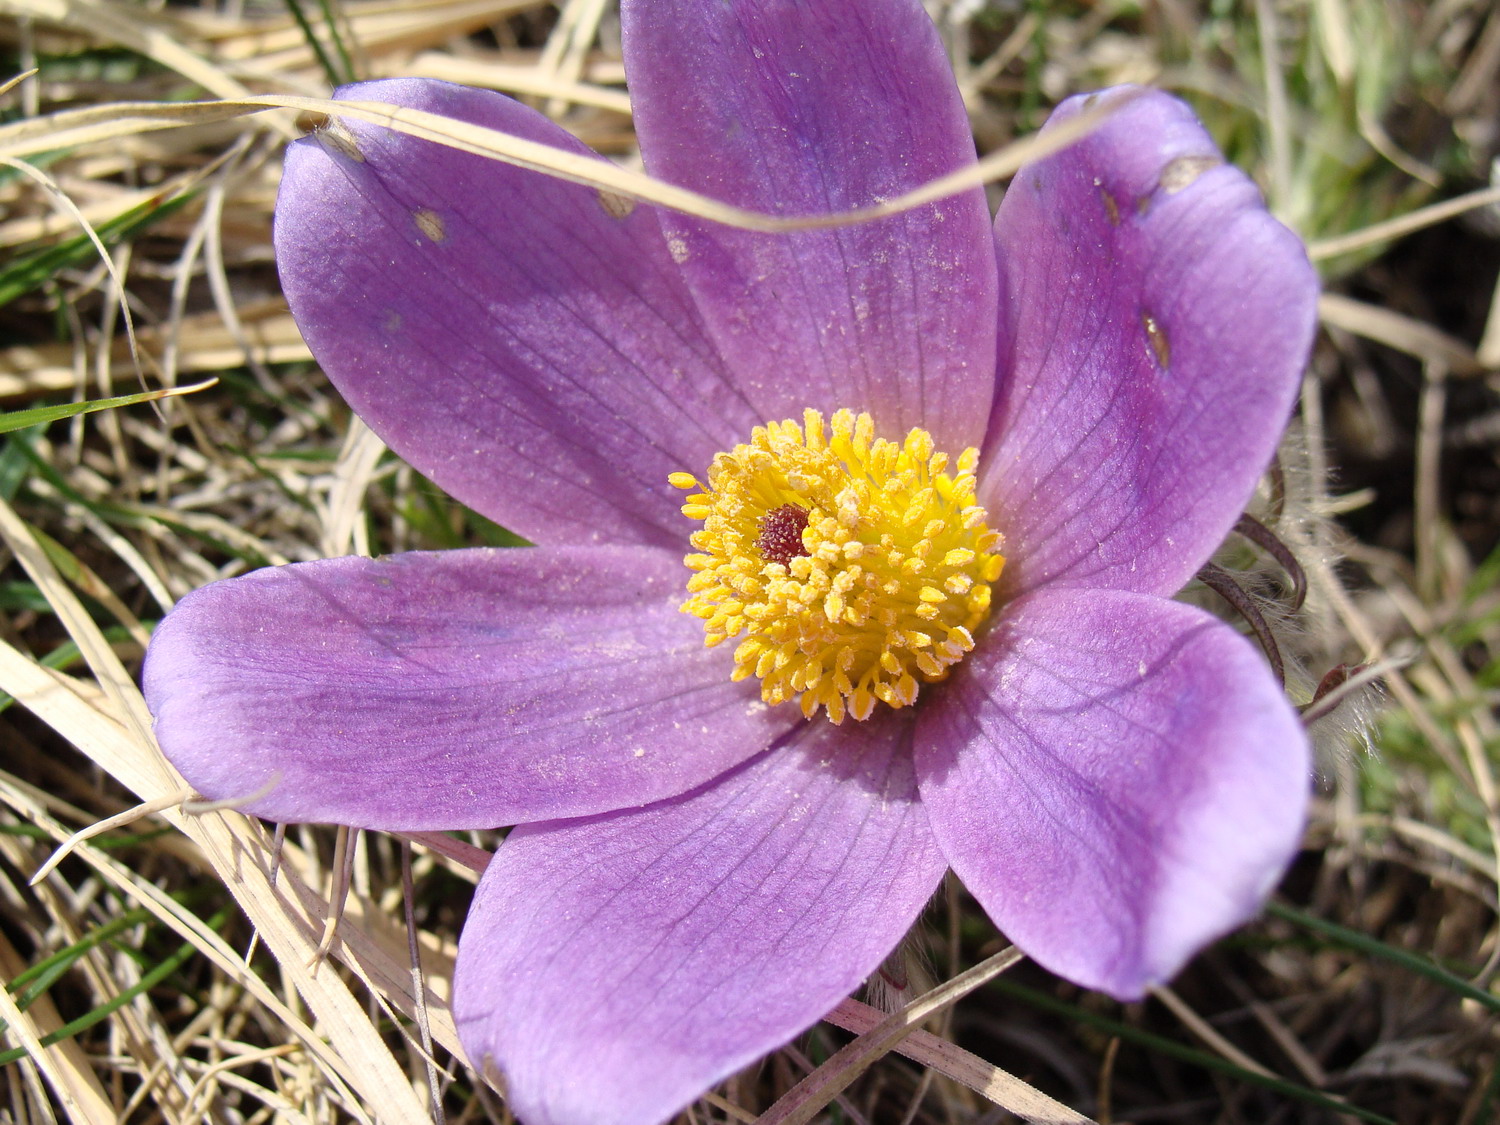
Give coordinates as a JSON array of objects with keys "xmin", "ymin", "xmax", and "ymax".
[{"xmin": 756, "ymin": 504, "xmax": 810, "ymax": 567}]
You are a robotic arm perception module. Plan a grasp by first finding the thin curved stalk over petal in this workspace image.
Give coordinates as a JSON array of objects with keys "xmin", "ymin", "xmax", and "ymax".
[
  {"xmin": 145, "ymin": 546, "xmax": 794, "ymax": 829},
  {"xmin": 980, "ymin": 87, "xmax": 1318, "ymax": 597},
  {"xmin": 622, "ymin": 0, "xmax": 1000, "ymax": 451},
  {"xmin": 455, "ymin": 713, "xmax": 945, "ymax": 1125},
  {"xmin": 916, "ymin": 588, "xmax": 1308, "ymax": 999},
  {"xmin": 276, "ymin": 78, "xmax": 768, "ymax": 550}
]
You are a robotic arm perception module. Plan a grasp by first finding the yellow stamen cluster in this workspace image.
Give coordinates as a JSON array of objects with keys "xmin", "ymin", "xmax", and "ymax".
[{"xmin": 670, "ymin": 408, "xmax": 1005, "ymax": 724}]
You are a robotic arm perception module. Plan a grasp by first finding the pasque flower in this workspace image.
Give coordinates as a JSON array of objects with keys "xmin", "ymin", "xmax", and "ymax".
[{"xmin": 144, "ymin": 1, "xmax": 1318, "ymax": 1121}]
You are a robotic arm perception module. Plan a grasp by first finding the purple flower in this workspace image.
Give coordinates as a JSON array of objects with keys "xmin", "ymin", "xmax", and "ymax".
[{"xmin": 143, "ymin": 1, "xmax": 1318, "ymax": 1122}]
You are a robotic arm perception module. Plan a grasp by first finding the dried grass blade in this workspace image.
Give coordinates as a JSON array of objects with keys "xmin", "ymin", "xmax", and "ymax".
[
  {"xmin": 1319, "ymin": 293, "xmax": 1479, "ymax": 374},
  {"xmin": 402, "ymin": 841, "xmax": 445, "ymax": 1124},
  {"xmin": 323, "ymin": 418, "xmax": 387, "ymax": 557},
  {"xmin": 0, "ymin": 68, "xmax": 36, "ymax": 98},
  {"xmin": 0, "ymin": 90, "xmax": 1135, "ymax": 234},
  {"xmin": 758, "ymin": 946, "xmax": 1025, "ymax": 1125},
  {"xmin": 0, "ymin": 645, "xmax": 435, "ymax": 1119},
  {"xmin": 0, "ymin": 100, "xmax": 278, "ymax": 161},
  {"xmin": 397, "ymin": 830, "xmax": 490, "ymax": 875},
  {"xmin": 2, "ymin": 0, "xmax": 265, "ymax": 108},
  {"xmin": 28, "ymin": 789, "xmax": 192, "ymax": 886},
  {"xmin": 0, "ymin": 156, "xmax": 153, "ymax": 391},
  {"xmin": 405, "ymin": 52, "xmax": 632, "ymax": 113},
  {"xmin": 1308, "ymin": 185, "xmax": 1500, "ymax": 261},
  {"xmin": 216, "ymin": 0, "xmax": 539, "ymax": 67},
  {"xmin": 0, "ymin": 308, "xmax": 311, "ymax": 396},
  {"xmin": 0, "ymin": 752, "xmax": 377, "ymax": 1121},
  {"xmin": 1150, "ymin": 985, "xmax": 1275, "ymax": 1078},
  {"xmin": 0, "ymin": 931, "xmax": 117, "ymax": 1125},
  {"xmin": 1312, "ymin": 0, "xmax": 1354, "ymax": 84},
  {"xmin": 824, "ymin": 998, "xmax": 1095, "ymax": 1124},
  {"xmin": 0, "ymin": 495, "xmax": 154, "ymax": 739},
  {"xmin": 289, "ymin": 874, "xmax": 463, "ymax": 1058}
]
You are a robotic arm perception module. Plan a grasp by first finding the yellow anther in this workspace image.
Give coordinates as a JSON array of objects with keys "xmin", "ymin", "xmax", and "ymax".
[{"xmin": 675, "ymin": 408, "xmax": 1006, "ymax": 723}]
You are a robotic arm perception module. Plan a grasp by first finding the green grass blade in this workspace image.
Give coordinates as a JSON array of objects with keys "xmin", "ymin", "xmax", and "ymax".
[
  {"xmin": 1268, "ymin": 902, "xmax": 1500, "ymax": 1014},
  {"xmin": 283, "ymin": 0, "xmax": 348, "ymax": 87},
  {"xmin": 987, "ymin": 978, "xmax": 1398, "ymax": 1125},
  {"xmin": 314, "ymin": 0, "xmax": 357, "ymax": 85},
  {"xmin": 0, "ymin": 380, "xmax": 216, "ymax": 435},
  {"xmin": 0, "ymin": 191, "xmax": 195, "ymax": 309},
  {"xmin": 8, "ymin": 908, "xmax": 152, "ymax": 1005},
  {"xmin": 0, "ymin": 907, "xmax": 231, "ymax": 1065}
]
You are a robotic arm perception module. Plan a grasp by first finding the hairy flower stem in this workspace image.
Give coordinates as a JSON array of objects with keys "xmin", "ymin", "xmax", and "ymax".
[
  {"xmin": 1197, "ymin": 562, "xmax": 1285, "ymax": 687},
  {"xmin": 1233, "ymin": 512, "xmax": 1307, "ymax": 610}
]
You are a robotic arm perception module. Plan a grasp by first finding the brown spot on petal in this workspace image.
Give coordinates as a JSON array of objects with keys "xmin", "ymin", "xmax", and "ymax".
[
  {"xmin": 1159, "ymin": 154, "xmax": 1222, "ymax": 194},
  {"xmin": 1142, "ymin": 311, "xmax": 1170, "ymax": 369},
  {"xmin": 315, "ymin": 117, "xmax": 365, "ymax": 163},
  {"xmin": 1094, "ymin": 178, "xmax": 1121, "ymax": 226},
  {"xmin": 383, "ymin": 310, "xmax": 402, "ymax": 334},
  {"xmin": 597, "ymin": 190, "xmax": 635, "ymax": 220},
  {"xmin": 414, "ymin": 209, "xmax": 446, "ymax": 243}
]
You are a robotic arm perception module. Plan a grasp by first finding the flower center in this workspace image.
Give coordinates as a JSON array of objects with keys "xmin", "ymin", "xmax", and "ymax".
[{"xmin": 670, "ymin": 408, "xmax": 1005, "ymax": 724}]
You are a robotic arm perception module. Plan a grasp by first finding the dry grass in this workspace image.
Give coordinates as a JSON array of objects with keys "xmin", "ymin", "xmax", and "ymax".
[{"xmin": 1, "ymin": 0, "xmax": 1498, "ymax": 1122}]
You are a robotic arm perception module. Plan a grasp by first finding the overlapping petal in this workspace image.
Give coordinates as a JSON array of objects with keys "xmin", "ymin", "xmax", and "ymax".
[
  {"xmin": 979, "ymin": 87, "xmax": 1318, "ymax": 597},
  {"xmin": 276, "ymin": 78, "xmax": 770, "ymax": 550},
  {"xmin": 623, "ymin": 0, "xmax": 999, "ymax": 450},
  {"xmin": 144, "ymin": 547, "xmax": 796, "ymax": 829},
  {"xmin": 455, "ymin": 712, "xmax": 945, "ymax": 1125},
  {"xmin": 915, "ymin": 587, "xmax": 1308, "ymax": 999}
]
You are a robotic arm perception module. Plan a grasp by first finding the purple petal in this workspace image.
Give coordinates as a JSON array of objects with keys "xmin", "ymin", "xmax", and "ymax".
[
  {"xmin": 144, "ymin": 546, "xmax": 795, "ymax": 829},
  {"xmin": 916, "ymin": 588, "xmax": 1308, "ymax": 999},
  {"xmin": 980, "ymin": 87, "xmax": 1318, "ymax": 597},
  {"xmin": 622, "ymin": 0, "xmax": 998, "ymax": 449},
  {"xmin": 276, "ymin": 78, "xmax": 770, "ymax": 550},
  {"xmin": 455, "ymin": 713, "xmax": 945, "ymax": 1125}
]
